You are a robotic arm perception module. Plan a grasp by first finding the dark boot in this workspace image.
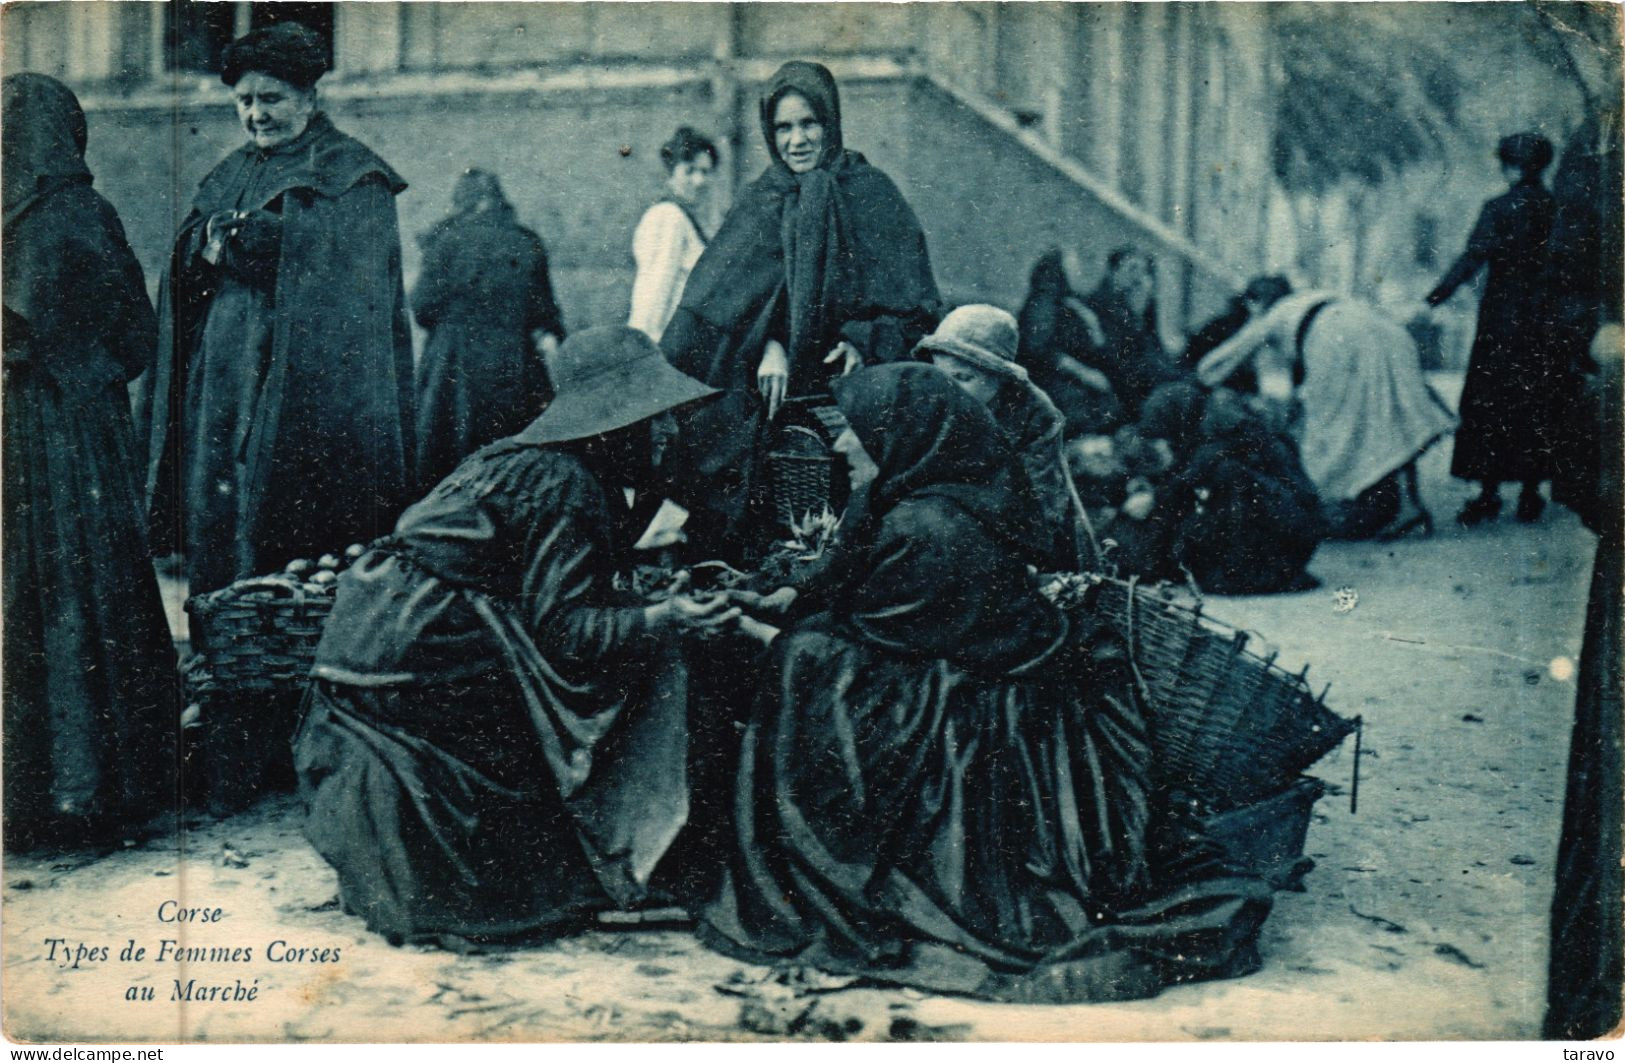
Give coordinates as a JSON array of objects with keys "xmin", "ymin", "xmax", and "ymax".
[
  {"xmin": 1516, "ymin": 485, "xmax": 1546, "ymax": 523},
  {"xmin": 1456, "ymin": 490, "xmax": 1502, "ymax": 527}
]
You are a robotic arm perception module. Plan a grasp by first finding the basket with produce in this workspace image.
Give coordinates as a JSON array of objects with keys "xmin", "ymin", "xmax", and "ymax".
[{"xmin": 184, "ymin": 544, "xmax": 366, "ymax": 697}]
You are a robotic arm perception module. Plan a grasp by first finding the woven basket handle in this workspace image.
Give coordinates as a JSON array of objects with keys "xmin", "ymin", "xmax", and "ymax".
[{"xmin": 230, "ymin": 576, "xmax": 309, "ymax": 604}]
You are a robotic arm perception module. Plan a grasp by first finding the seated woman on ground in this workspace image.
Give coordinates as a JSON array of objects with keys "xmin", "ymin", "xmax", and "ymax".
[
  {"xmin": 1080, "ymin": 246, "xmax": 1186, "ymax": 419},
  {"xmin": 1017, "ymin": 248, "xmax": 1126, "ymax": 439},
  {"xmin": 917, "ymin": 304, "xmax": 1090, "ymax": 571},
  {"xmin": 703, "ymin": 363, "xmax": 1273, "ymax": 1003},
  {"xmin": 294, "ymin": 328, "xmax": 734, "ymax": 949},
  {"xmin": 1196, "ymin": 276, "xmax": 1456, "ymax": 541},
  {"xmin": 1102, "ymin": 382, "xmax": 1326, "ymax": 595}
]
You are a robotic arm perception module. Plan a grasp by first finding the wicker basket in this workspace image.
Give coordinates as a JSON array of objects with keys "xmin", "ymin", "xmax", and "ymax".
[
  {"xmin": 768, "ymin": 405, "xmax": 842, "ymax": 530},
  {"xmin": 1200, "ymin": 776, "xmax": 1326, "ymax": 889},
  {"xmin": 185, "ymin": 576, "xmax": 335, "ymax": 696},
  {"xmin": 1051, "ymin": 573, "xmax": 1355, "ymax": 810}
]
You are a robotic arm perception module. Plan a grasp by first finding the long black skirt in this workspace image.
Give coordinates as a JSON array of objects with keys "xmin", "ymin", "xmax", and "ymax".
[
  {"xmin": 2, "ymin": 371, "xmax": 179, "ymax": 849},
  {"xmin": 295, "ymin": 678, "xmax": 615, "ymax": 944},
  {"xmin": 699, "ymin": 622, "xmax": 1273, "ymax": 1003}
]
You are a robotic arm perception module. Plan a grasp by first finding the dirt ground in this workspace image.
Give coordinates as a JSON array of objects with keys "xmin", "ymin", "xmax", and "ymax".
[{"xmin": 1, "ymin": 391, "xmax": 1603, "ymax": 1043}]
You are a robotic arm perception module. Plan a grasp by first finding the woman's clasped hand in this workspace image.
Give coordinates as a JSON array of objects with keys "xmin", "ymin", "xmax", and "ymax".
[
  {"xmin": 724, "ymin": 586, "xmax": 797, "ymax": 646},
  {"xmin": 643, "ymin": 592, "xmax": 740, "ymax": 636}
]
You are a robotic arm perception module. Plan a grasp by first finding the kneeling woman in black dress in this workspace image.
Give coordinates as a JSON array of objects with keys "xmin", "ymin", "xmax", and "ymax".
[
  {"xmin": 704, "ymin": 364, "xmax": 1272, "ymax": 1002},
  {"xmin": 295, "ymin": 328, "xmax": 730, "ymax": 946}
]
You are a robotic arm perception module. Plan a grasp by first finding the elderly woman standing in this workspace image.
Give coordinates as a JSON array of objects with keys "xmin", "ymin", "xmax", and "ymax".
[
  {"xmin": 704, "ymin": 365, "xmax": 1273, "ymax": 1001},
  {"xmin": 3, "ymin": 75, "xmax": 178, "ymax": 849},
  {"xmin": 413, "ymin": 169, "xmax": 565, "ymax": 492},
  {"xmin": 628, "ymin": 127, "xmax": 717, "ymax": 344},
  {"xmin": 660, "ymin": 61, "xmax": 941, "ymax": 554},
  {"xmin": 296, "ymin": 328, "xmax": 729, "ymax": 947},
  {"xmin": 1428, "ymin": 133, "xmax": 1560, "ymax": 525},
  {"xmin": 145, "ymin": 22, "xmax": 415, "ymax": 593},
  {"xmin": 918, "ymin": 304, "xmax": 1088, "ymax": 570}
]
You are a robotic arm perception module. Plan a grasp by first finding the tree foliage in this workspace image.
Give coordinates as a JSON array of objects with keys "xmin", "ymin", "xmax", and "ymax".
[{"xmin": 1269, "ymin": 7, "xmax": 1465, "ymax": 194}]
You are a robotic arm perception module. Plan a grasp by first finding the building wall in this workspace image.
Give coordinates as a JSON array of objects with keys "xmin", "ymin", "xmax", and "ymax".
[{"xmin": 7, "ymin": 1, "xmax": 1267, "ymax": 345}]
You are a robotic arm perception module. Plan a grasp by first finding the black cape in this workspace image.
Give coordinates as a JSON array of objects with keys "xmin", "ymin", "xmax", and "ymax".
[
  {"xmin": 2, "ymin": 74, "xmax": 180, "ymax": 848},
  {"xmin": 145, "ymin": 113, "xmax": 415, "ymax": 592},
  {"xmin": 660, "ymin": 62, "xmax": 940, "ymax": 543},
  {"xmin": 295, "ymin": 440, "xmax": 689, "ymax": 942}
]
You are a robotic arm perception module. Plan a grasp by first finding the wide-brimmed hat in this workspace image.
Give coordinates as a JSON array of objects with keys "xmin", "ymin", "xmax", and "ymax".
[
  {"xmin": 517, "ymin": 326, "xmax": 716, "ymax": 444},
  {"xmin": 914, "ymin": 304, "xmax": 1028, "ymax": 383}
]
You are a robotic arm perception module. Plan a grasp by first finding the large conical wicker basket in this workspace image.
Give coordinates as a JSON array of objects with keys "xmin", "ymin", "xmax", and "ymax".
[{"xmin": 1046, "ymin": 573, "xmax": 1355, "ymax": 811}]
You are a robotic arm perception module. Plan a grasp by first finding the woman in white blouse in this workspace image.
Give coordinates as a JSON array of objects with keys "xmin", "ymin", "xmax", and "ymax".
[{"xmin": 628, "ymin": 127, "xmax": 718, "ymax": 343}]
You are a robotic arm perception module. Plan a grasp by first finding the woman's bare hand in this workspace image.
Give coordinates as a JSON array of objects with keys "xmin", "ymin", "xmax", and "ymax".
[
  {"xmin": 736, "ymin": 614, "xmax": 782, "ymax": 647},
  {"xmin": 758, "ymin": 340, "xmax": 790, "ymax": 419},
  {"xmin": 823, "ymin": 340, "xmax": 861, "ymax": 376},
  {"xmin": 728, "ymin": 586, "xmax": 798, "ymax": 618},
  {"xmin": 645, "ymin": 593, "xmax": 740, "ymax": 635}
]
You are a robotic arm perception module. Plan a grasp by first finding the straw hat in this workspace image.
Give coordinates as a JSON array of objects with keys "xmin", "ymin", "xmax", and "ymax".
[{"xmin": 517, "ymin": 327, "xmax": 716, "ymax": 444}]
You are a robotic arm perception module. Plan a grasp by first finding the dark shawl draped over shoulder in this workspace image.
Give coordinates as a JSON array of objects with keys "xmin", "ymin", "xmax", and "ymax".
[
  {"xmin": 295, "ymin": 441, "xmax": 688, "ymax": 942},
  {"xmin": 2, "ymin": 74, "xmax": 179, "ymax": 847},
  {"xmin": 145, "ymin": 113, "xmax": 415, "ymax": 591},
  {"xmin": 3, "ymin": 75, "xmax": 152, "ymax": 390},
  {"xmin": 659, "ymin": 62, "xmax": 941, "ymax": 536},
  {"xmin": 412, "ymin": 199, "xmax": 565, "ymax": 492},
  {"xmin": 701, "ymin": 364, "xmax": 1272, "ymax": 1001}
]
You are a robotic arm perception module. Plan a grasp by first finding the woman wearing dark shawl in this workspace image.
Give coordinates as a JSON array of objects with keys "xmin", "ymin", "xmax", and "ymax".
[
  {"xmin": 144, "ymin": 22, "xmax": 416, "ymax": 593},
  {"xmin": 1121, "ymin": 382, "xmax": 1325, "ymax": 595},
  {"xmin": 1427, "ymin": 132, "xmax": 1559, "ymax": 526},
  {"xmin": 2, "ymin": 74, "xmax": 179, "ymax": 850},
  {"xmin": 412, "ymin": 168, "xmax": 566, "ymax": 492},
  {"xmin": 660, "ymin": 61, "xmax": 940, "ymax": 553},
  {"xmin": 1017, "ymin": 248, "xmax": 1125, "ymax": 438},
  {"xmin": 1081, "ymin": 247, "xmax": 1184, "ymax": 420},
  {"xmin": 294, "ymin": 328, "xmax": 727, "ymax": 946},
  {"xmin": 1543, "ymin": 123, "xmax": 1623, "ymax": 1036},
  {"xmin": 702, "ymin": 364, "xmax": 1273, "ymax": 1002},
  {"xmin": 1197, "ymin": 280, "xmax": 1455, "ymax": 540}
]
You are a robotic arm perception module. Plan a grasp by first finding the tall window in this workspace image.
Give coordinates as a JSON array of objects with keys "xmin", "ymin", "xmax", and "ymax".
[{"xmin": 165, "ymin": 1, "xmax": 334, "ymax": 75}]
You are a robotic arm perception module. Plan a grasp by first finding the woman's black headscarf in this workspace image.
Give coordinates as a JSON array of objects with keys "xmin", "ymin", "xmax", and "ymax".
[
  {"xmin": 663, "ymin": 61, "xmax": 939, "ymax": 392},
  {"xmin": 3, "ymin": 74, "xmax": 91, "ymax": 227},
  {"xmin": 418, "ymin": 168, "xmax": 516, "ymax": 248},
  {"xmin": 3, "ymin": 73, "xmax": 155, "ymax": 387},
  {"xmin": 832, "ymin": 364, "xmax": 1050, "ymax": 567}
]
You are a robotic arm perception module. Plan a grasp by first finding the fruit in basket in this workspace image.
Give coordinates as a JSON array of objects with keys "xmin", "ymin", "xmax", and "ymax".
[
  {"xmin": 317, "ymin": 553, "xmax": 342, "ymax": 571},
  {"xmin": 344, "ymin": 543, "xmax": 366, "ymax": 562},
  {"xmin": 309, "ymin": 570, "xmax": 338, "ymax": 588},
  {"xmin": 285, "ymin": 558, "xmax": 315, "ymax": 576}
]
